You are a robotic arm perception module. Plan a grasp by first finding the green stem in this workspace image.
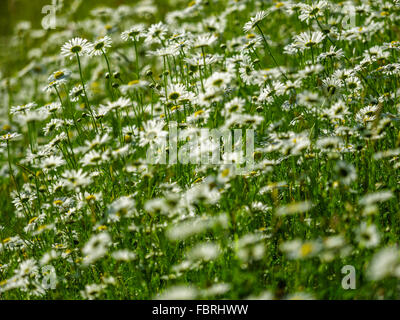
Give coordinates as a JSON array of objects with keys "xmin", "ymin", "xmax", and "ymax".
[
  {"xmin": 76, "ymin": 53, "xmax": 99, "ymax": 134},
  {"xmin": 134, "ymin": 37, "xmax": 140, "ymax": 79},
  {"xmin": 102, "ymin": 49, "xmax": 115, "ymax": 101},
  {"xmin": 256, "ymin": 23, "xmax": 288, "ymax": 81},
  {"xmin": 6, "ymin": 140, "xmax": 31, "ymax": 217}
]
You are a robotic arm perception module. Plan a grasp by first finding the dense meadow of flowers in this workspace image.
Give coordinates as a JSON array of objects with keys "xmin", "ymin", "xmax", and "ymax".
[{"xmin": 1, "ymin": 0, "xmax": 400, "ymax": 299}]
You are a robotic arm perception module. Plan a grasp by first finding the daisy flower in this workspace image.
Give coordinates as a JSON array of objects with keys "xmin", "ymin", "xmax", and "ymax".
[
  {"xmin": 80, "ymin": 150, "xmax": 109, "ymax": 167},
  {"xmin": 164, "ymin": 83, "xmax": 190, "ymax": 102},
  {"xmin": 293, "ymin": 31, "xmax": 325, "ymax": 51},
  {"xmin": 145, "ymin": 22, "xmax": 168, "ymax": 44},
  {"xmin": 335, "ymin": 160, "xmax": 357, "ymax": 185},
  {"xmin": 185, "ymin": 53, "xmax": 220, "ymax": 68},
  {"xmin": 41, "ymin": 102, "xmax": 62, "ymax": 115},
  {"xmin": 356, "ymin": 222, "xmax": 380, "ymax": 248},
  {"xmin": 83, "ymin": 134, "xmax": 111, "ymax": 151},
  {"xmin": 193, "ymin": 34, "xmax": 218, "ymax": 49},
  {"xmin": 103, "ymin": 97, "xmax": 132, "ymax": 111},
  {"xmin": 69, "ymin": 85, "xmax": 86, "ymax": 102},
  {"xmin": 317, "ymin": 46, "xmax": 345, "ymax": 62},
  {"xmin": 297, "ymin": 91, "xmax": 320, "ymax": 108},
  {"xmin": 223, "ymin": 97, "xmax": 246, "ymax": 115},
  {"xmin": 1, "ymin": 132, "xmax": 22, "ymax": 142},
  {"xmin": 61, "ymin": 169, "xmax": 92, "ymax": 191},
  {"xmin": 139, "ymin": 119, "xmax": 167, "ymax": 147},
  {"xmin": 204, "ymin": 71, "xmax": 233, "ymax": 90},
  {"xmin": 367, "ymin": 247, "xmax": 400, "ymax": 281},
  {"xmin": 43, "ymin": 119, "xmax": 64, "ymax": 136},
  {"xmin": 41, "ymin": 155, "xmax": 66, "ymax": 171},
  {"xmin": 89, "ymin": 35, "xmax": 112, "ymax": 56},
  {"xmin": 61, "ymin": 37, "xmax": 93, "ymax": 59},
  {"xmin": 108, "ymin": 196, "xmax": 136, "ymax": 217},
  {"xmin": 243, "ymin": 11, "xmax": 269, "ymax": 33},
  {"xmin": 121, "ymin": 25, "xmax": 145, "ymax": 41},
  {"xmin": 298, "ymin": 1, "xmax": 328, "ymax": 23},
  {"xmin": 120, "ymin": 79, "xmax": 149, "ymax": 94},
  {"xmin": 10, "ymin": 102, "xmax": 37, "ymax": 115},
  {"xmin": 345, "ymin": 76, "xmax": 362, "ymax": 92},
  {"xmin": 112, "ymin": 250, "xmax": 137, "ymax": 261},
  {"xmin": 47, "ymin": 69, "xmax": 71, "ymax": 86},
  {"xmin": 82, "ymin": 232, "xmax": 111, "ymax": 265}
]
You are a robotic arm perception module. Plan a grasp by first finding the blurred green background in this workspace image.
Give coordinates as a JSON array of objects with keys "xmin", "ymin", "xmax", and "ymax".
[
  {"xmin": 0, "ymin": 0, "xmax": 50, "ymax": 35},
  {"xmin": 0, "ymin": 0, "xmax": 143, "ymax": 77},
  {"xmin": 0, "ymin": 0, "xmax": 126, "ymax": 35},
  {"xmin": 0, "ymin": 0, "xmax": 173, "ymax": 77}
]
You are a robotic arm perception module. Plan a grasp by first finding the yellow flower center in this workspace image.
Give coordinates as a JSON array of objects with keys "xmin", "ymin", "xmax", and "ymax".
[
  {"xmin": 194, "ymin": 109, "xmax": 204, "ymax": 117},
  {"xmin": 221, "ymin": 168, "xmax": 230, "ymax": 177},
  {"xmin": 28, "ymin": 217, "xmax": 38, "ymax": 224},
  {"xmin": 86, "ymin": 195, "xmax": 96, "ymax": 201},
  {"xmin": 300, "ymin": 243, "xmax": 313, "ymax": 257},
  {"xmin": 54, "ymin": 71, "xmax": 64, "ymax": 79},
  {"xmin": 128, "ymin": 79, "xmax": 140, "ymax": 85}
]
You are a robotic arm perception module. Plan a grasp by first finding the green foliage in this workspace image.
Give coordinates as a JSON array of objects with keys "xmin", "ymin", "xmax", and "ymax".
[{"xmin": 1, "ymin": 0, "xmax": 400, "ymax": 300}]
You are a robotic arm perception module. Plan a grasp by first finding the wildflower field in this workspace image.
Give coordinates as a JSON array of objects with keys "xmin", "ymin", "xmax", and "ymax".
[{"xmin": 1, "ymin": 0, "xmax": 400, "ymax": 300}]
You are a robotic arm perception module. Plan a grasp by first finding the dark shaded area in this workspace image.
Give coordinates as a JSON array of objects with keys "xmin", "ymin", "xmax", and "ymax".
[
  {"xmin": 0, "ymin": 0, "xmax": 130, "ymax": 75},
  {"xmin": 0, "ymin": 0, "xmax": 50, "ymax": 35}
]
